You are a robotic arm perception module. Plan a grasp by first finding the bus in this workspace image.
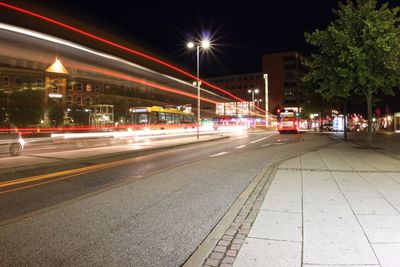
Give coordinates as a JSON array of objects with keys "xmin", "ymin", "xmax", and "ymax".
[
  {"xmin": 277, "ymin": 110, "xmax": 298, "ymax": 134},
  {"xmin": 129, "ymin": 106, "xmax": 196, "ymax": 130}
]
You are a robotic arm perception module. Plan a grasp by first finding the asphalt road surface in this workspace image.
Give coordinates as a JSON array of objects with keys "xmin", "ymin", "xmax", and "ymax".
[{"xmin": 0, "ymin": 132, "xmax": 335, "ymax": 266}]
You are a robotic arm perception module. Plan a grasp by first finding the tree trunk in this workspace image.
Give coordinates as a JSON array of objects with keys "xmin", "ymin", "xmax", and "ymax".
[
  {"xmin": 343, "ymin": 98, "xmax": 347, "ymax": 141},
  {"xmin": 366, "ymin": 89, "xmax": 373, "ymax": 148}
]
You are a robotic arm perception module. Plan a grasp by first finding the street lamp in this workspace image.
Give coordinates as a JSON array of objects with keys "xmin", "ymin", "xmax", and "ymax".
[
  {"xmin": 248, "ymin": 89, "xmax": 259, "ymax": 113},
  {"xmin": 187, "ymin": 38, "xmax": 210, "ymax": 139},
  {"xmin": 255, "ymin": 99, "xmax": 263, "ymax": 107}
]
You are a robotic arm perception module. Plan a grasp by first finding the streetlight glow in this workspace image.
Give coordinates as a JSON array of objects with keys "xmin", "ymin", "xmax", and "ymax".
[
  {"xmin": 255, "ymin": 89, "xmax": 259, "ymax": 94},
  {"xmin": 201, "ymin": 39, "xmax": 210, "ymax": 49},
  {"xmin": 186, "ymin": 37, "xmax": 212, "ymax": 139},
  {"xmin": 187, "ymin": 42, "xmax": 194, "ymax": 49}
]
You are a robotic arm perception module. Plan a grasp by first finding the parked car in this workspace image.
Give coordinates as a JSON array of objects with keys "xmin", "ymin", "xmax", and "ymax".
[
  {"xmin": 0, "ymin": 123, "xmax": 24, "ymax": 156},
  {"xmin": 321, "ymin": 122, "xmax": 333, "ymax": 132}
]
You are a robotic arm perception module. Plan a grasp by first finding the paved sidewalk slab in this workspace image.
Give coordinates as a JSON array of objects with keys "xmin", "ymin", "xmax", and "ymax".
[
  {"xmin": 248, "ymin": 210, "xmax": 302, "ymax": 242},
  {"xmin": 302, "ymin": 170, "xmax": 378, "ymax": 265},
  {"xmin": 260, "ymin": 170, "xmax": 302, "ymax": 213},
  {"xmin": 234, "ymin": 238, "xmax": 301, "ymax": 267},
  {"xmin": 233, "ymin": 142, "xmax": 400, "ymax": 267}
]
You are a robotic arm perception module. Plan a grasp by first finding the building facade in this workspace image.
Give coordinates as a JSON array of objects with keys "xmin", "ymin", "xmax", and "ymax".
[
  {"xmin": 207, "ymin": 72, "xmax": 266, "ymax": 111},
  {"xmin": 262, "ymin": 51, "xmax": 306, "ymax": 111}
]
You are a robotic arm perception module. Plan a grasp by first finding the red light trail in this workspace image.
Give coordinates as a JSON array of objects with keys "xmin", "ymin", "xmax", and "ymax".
[
  {"xmin": 78, "ymin": 65, "xmax": 219, "ymax": 105},
  {"xmin": 0, "ymin": 1, "xmax": 267, "ymax": 114}
]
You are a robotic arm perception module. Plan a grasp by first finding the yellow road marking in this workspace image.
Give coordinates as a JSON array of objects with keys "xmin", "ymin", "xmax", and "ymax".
[{"xmin": 0, "ymin": 156, "xmax": 138, "ymax": 190}]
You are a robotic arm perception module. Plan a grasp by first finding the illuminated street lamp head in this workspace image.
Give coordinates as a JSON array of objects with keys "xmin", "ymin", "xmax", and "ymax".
[
  {"xmin": 201, "ymin": 39, "xmax": 210, "ymax": 49},
  {"xmin": 187, "ymin": 42, "xmax": 195, "ymax": 49},
  {"xmin": 255, "ymin": 89, "xmax": 259, "ymax": 94},
  {"xmin": 248, "ymin": 89, "xmax": 252, "ymax": 93}
]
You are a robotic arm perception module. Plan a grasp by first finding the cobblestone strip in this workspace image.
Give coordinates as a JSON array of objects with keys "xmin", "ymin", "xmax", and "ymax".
[{"xmin": 202, "ymin": 163, "xmax": 279, "ymax": 267}]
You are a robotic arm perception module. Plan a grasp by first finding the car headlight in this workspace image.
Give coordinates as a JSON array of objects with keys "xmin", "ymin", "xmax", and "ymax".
[{"xmin": 19, "ymin": 137, "xmax": 25, "ymax": 148}]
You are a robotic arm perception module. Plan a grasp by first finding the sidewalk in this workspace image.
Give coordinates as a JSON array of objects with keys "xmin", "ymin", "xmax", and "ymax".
[{"xmin": 232, "ymin": 142, "xmax": 400, "ymax": 267}]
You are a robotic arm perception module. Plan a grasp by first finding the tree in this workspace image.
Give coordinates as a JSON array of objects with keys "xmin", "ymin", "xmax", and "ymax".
[
  {"xmin": 0, "ymin": 91, "xmax": 8, "ymax": 122},
  {"xmin": 304, "ymin": 0, "xmax": 400, "ymax": 147},
  {"xmin": 48, "ymin": 103, "xmax": 64, "ymax": 126},
  {"xmin": 68, "ymin": 104, "xmax": 89, "ymax": 125},
  {"xmin": 8, "ymin": 90, "xmax": 44, "ymax": 127}
]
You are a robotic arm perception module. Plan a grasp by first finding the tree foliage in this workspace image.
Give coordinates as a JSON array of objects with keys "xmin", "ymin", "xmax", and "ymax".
[
  {"xmin": 8, "ymin": 90, "xmax": 44, "ymax": 127},
  {"xmin": 68, "ymin": 104, "xmax": 89, "ymax": 125},
  {"xmin": 304, "ymin": 0, "xmax": 400, "ymax": 147},
  {"xmin": 48, "ymin": 103, "xmax": 64, "ymax": 126}
]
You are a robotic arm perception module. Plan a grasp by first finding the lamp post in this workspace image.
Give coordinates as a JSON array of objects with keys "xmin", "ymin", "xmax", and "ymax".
[
  {"xmin": 255, "ymin": 99, "xmax": 262, "ymax": 108},
  {"xmin": 187, "ymin": 39, "xmax": 210, "ymax": 139},
  {"xmin": 248, "ymin": 89, "xmax": 259, "ymax": 113}
]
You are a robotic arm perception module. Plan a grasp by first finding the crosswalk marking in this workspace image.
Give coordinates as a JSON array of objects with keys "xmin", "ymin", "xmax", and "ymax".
[
  {"xmin": 235, "ymin": 145, "xmax": 246, "ymax": 149},
  {"xmin": 209, "ymin": 151, "xmax": 229, "ymax": 158}
]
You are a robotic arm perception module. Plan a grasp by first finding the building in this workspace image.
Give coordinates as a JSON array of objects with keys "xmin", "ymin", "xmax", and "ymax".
[
  {"xmin": 207, "ymin": 52, "xmax": 306, "ymax": 115},
  {"xmin": 262, "ymin": 51, "xmax": 306, "ymax": 111},
  {"xmin": 207, "ymin": 72, "xmax": 265, "ymax": 111}
]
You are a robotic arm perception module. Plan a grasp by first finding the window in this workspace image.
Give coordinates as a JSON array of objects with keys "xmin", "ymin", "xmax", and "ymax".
[
  {"xmin": 50, "ymin": 80, "xmax": 59, "ymax": 93},
  {"xmin": 174, "ymin": 114, "xmax": 182, "ymax": 124},
  {"xmin": 94, "ymin": 97, "xmax": 99, "ymax": 103},
  {"xmin": 2, "ymin": 76, "xmax": 10, "ymax": 85},
  {"xmin": 76, "ymin": 96, "xmax": 82, "ymax": 105},
  {"xmin": 249, "ymin": 75, "xmax": 254, "ymax": 80},
  {"xmin": 158, "ymin": 112, "xmax": 166, "ymax": 123},
  {"xmin": 14, "ymin": 77, "xmax": 22, "ymax": 85},
  {"xmin": 67, "ymin": 96, "xmax": 72, "ymax": 105},
  {"xmin": 95, "ymin": 84, "xmax": 101, "ymax": 92},
  {"xmin": 85, "ymin": 97, "xmax": 91, "ymax": 105},
  {"xmin": 165, "ymin": 113, "xmax": 174, "ymax": 124},
  {"xmin": 36, "ymin": 79, "xmax": 43, "ymax": 88},
  {"xmin": 76, "ymin": 82, "xmax": 83, "ymax": 92},
  {"xmin": 86, "ymin": 84, "xmax": 92, "ymax": 92},
  {"xmin": 238, "ymin": 76, "xmax": 242, "ymax": 81},
  {"xmin": 243, "ymin": 76, "xmax": 248, "ymax": 80},
  {"xmin": 67, "ymin": 83, "xmax": 73, "ymax": 92}
]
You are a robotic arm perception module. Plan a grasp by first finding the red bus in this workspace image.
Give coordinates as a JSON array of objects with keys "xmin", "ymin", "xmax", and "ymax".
[{"xmin": 277, "ymin": 111, "xmax": 298, "ymax": 134}]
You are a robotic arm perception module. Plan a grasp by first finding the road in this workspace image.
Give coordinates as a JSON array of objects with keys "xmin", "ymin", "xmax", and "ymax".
[{"xmin": 0, "ymin": 131, "xmax": 335, "ymax": 266}]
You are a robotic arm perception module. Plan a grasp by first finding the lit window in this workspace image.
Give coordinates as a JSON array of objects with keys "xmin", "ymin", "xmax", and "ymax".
[{"xmin": 86, "ymin": 84, "xmax": 92, "ymax": 92}]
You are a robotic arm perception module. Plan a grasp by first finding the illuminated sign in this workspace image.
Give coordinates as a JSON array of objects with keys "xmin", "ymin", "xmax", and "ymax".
[
  {"xmin": 48, "ymin": 93, "xmax": 62, "ymax": 98},
  {"xmin": 130, "ymin": 108, "xmax": 148, "ymax": 113}
]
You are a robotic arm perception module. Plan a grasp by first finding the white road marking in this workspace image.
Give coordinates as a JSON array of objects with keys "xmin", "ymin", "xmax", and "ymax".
[
  {"xmin": 235, "ymin": 145, "xmax": 246, "ymax": 149},
  {"xmin": 209, "ymin": 151, "xmax": 229, "ymax": 158},
  {"xmin": 250, "ymin": 133, "xmax": 277, "ymax": 144},
  {"xmin": 262, "ymin": 142, "xmax": 284, "ymax": 147},
  {"xmin": 277, "ymin": 139, "xmax": 288, "ymax": 142}
]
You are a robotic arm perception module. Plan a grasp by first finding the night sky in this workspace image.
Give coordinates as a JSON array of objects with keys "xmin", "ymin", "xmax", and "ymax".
[
  {"xmin": 5, "ymin": 0, "xmax": 400, "ymax": 79},
  {"xmin": 13, "ymin": 0, "xmax": 344, "ymax": 77}
]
